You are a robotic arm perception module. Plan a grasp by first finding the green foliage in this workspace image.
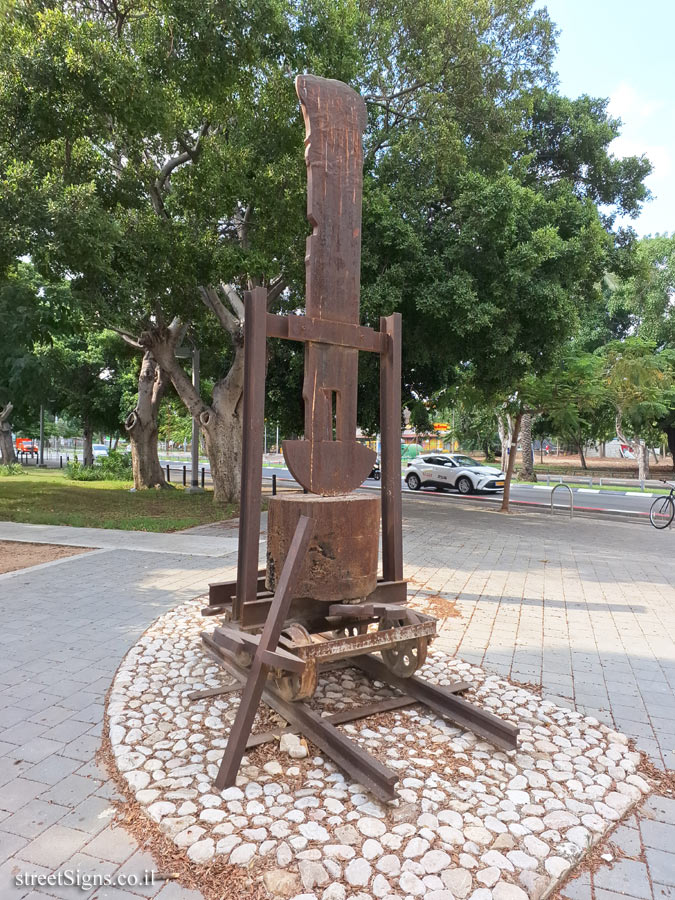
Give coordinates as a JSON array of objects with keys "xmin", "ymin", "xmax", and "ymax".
[
  {"xmin": 0, "ymin": 463, "xmax": 24, "ymax": 476},
  {"xmin": 66, "ymin": 449, "xmax": 132, "ymax": 481}
]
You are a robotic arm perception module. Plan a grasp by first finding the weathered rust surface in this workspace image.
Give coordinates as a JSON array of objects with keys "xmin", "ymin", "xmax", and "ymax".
[
  {"xmin": 266, "ymin": 493, "xmax": 379, "ymax": 601},
  {"xmin": 282, "ymin": 74, "xmax": 375, "ymax": 495}
]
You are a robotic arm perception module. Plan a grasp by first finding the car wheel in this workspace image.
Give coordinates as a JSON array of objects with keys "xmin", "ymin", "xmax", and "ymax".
[
  {"xmin": 456, "ymin": 475, "xmax": 473, "ymax": 495},
  {"xmin": 407, "ymin": 473, "xmax": 421, "ymax": 491}
]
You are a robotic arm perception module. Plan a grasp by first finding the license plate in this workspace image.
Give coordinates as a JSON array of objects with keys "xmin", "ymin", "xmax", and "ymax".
[{"xmin": 495, "ymin": 481, "xmax": 504, "ymax": 486}]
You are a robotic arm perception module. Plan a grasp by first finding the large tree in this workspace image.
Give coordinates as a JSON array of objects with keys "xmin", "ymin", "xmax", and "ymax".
[{"xmin": 0, "ymin": 263, "xmax": 71, "ymax": 463}]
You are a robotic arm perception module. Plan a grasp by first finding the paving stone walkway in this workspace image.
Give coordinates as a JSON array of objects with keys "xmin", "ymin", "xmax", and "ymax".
[{"xmin": 0, "ymin": 504, "xmax": 673, "ymax": 899}]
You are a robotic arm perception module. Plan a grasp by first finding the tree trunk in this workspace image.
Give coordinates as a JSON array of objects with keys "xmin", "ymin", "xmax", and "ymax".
[
  {"xmin": 147, "ymin": 321, "xmax": 245, "ymax": 505},
  {"xmin": 517, "ymin": 413, "xmax": 536, "ymax": 482},
  {"xmin": 125, "ymin": 350, "xmax": 168, "ymax": 489},
  {"xmin": 498, "ymin": 413, "xmax": 513, "ymax": 472},
  {"xmin": 82, "ymin": 426, "xmax": 94, "ymax": 467},
  {"xmin": 500, "ymin": 411, "xmax": 522, "ymax": 512},
  {"xmin": 0, "ymin": 402, "xmax": 17, "ymax": 464},
  {"xmin": 600, "ymin": 441, "xmax": 606, "ymax": 458},
  {"xmin": 636, "ymin": 436, "xmax": 649, "ymax": 481},
  {"xmin": 577, "ymin": 437, "xmax": 587, "ymax": 470},
  {"xmin": 665, "ymin": 425, "xmax": 675, "ymax": 470}
]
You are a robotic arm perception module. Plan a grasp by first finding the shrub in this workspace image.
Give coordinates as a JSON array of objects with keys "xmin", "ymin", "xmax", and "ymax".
[
  {"xmin": 66, "ymin": 449, "xmax": 133, "ymax": 482},
  {"xmin": 0, "ymin": 463, "xmax": 24, "ymax": 476}
]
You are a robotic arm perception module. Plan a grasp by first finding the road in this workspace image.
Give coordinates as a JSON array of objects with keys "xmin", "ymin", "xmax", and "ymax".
[{"xmin": 259, "ymin": 464, "xmax": 662, "ymax": 519}]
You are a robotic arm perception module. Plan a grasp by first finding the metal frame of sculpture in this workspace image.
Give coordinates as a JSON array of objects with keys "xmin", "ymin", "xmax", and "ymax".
[{"xmin": 199, "ymin": 74, "xmax": 518, "ymax": 801}]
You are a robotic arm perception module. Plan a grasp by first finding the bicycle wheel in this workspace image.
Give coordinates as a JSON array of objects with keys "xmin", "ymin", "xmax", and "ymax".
[{"xmin": 650, "ymin": 495, "xmax": 675, "ymax": 529}]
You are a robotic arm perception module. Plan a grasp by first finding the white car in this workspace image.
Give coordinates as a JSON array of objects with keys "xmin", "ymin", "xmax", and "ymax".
[
  {"xmin": 405, "ymin": 453, "xmax": 505, "ymax": 494},
  {"xmin": 92, "ymin": 444, "xmax": 109, "ymax": 458}
]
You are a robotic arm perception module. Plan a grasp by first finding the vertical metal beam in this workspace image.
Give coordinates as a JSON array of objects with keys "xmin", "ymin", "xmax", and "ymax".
[
  {"xmin": 189, "ymin": 347, "xmax": 202, "ymax": 491},
  {"xmin": 234, "ymin": 286, "xmax": 268, "ymax": 622},
  {"xmin": 380, "ymin": 313, "xmax": 403, "ymax": 582},
  {"xmin": 215, "ymin": 515, "xmax": 313, "ymax": 789}
]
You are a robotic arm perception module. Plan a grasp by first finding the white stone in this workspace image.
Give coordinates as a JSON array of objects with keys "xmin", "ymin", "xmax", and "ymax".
[
  {"xmin": 300, "ymin": 822, "xmax": 330, "ymax": 842},
  {"xmin": 124, "ymin": 770, "xmax": 151, "ymax": 791},
  {"xmin": 215, "ymin": 835, "xmax": 241, "ymax": 858},
  {"xmin": 358, "ymin": 816, "xmax": 386, "ymax": 837},
  {"xmin": 476, "ymin": 867, "xmax": 500, "ymax": 887},
  {"xmin": 298, "ymin": 860, "xmax": 329, "ymax": 890},
  {"xmin": 376, "ymin": 854, "xmax": 401, "ymax": 877},
  {"xmin": 276, "ymin": 841, "xmax": 292, "ymax": 867},
  {"xmin": 321, "ymin": 885, "xmax": 346, "ymax": 900},
  {"xmin": 464, "ymin": 826, "xmax": 493, "ymax": 846},
  {"xmin": 403, "ymin": 837, "xmax": 430, "ymax": 858},
  {"xmin": 372, "ymin": 874, "xmax": 391, "ymax": 898},
  {"xmin": 362, "ymin": 839, "xmax": 383, "ymax": 860},
  {"xmin": 345, "ymin": 858, "xmax": 372, "ymax": 887},
  {"xmin": 545, "ymin": 856, "xmax": 570, "ymax": 878},
  {"xmin": 174, "ymin": 825, "xmax": 206, "ymax": 847},
  {"xmin": 399, "ymin": 871, "xmax": 426, "ymax": 896},
  {"xmin": 523, "ymin": 835, "xmax": 549, "ymax": 859},
  {"xmin": 506, "ymin": 850, "xmax": 537, "ymax": 870},
  {"xmin": 421, "ymin": 850, "xmax": 451, "ymax": 874},
  {"xmin": 187, "ymin": 838, "xmax": 215, "ymax": 863},
  {"xmin": 147, "ymin": 801, "xmax": 176, "ymax": 822},
  {"xmin": 230, "ymin": 843, "xmax": 256, "ymax": 865},
  {"xmin": 441, "ymin": 867, "xmax": 472, "ymax": 898},
  {"xmin": 493, "ymin": 882, "xmax": 528, "ymax": 900}
]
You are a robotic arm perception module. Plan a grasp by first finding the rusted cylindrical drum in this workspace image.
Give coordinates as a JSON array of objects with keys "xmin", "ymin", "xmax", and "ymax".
[{"xmin": 266, "ymin": 493, "xmax": 380, "ymax": 602}]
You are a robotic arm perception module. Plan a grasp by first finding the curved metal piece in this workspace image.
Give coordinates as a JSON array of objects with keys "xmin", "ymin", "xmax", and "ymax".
[
  {"xmin": 550, "ymin": 483, "xmax": 574, "ymax": 518},
  {"xmin": 274, "ymin": 623, "xmax": 318, "ymax": 700}
]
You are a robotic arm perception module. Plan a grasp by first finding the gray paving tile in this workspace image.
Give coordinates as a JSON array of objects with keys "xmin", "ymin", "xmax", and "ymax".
[
  {"xmin": 653, "ymin": 885, "xmax": 675, "ymax": 899},
  {"xmin": 611, "ymin": 823, "xmax": 643, "ymax": 857},
  {"xmin": 586, "ymin": 853, "xmax": 651, "ymax": 898},
  {"xmin": 3, "ymin": 738, "xmax": 66, "ymax": 765},
  {"xmin": 0, "ymin": 827, "xmax": 29, "ymax": 861},
  {"xmin": 645, "ymin": 849, "xmax": 675, "ymax": 888},
  {"xmin": 157, "ymin": 883, "xmax": 205, "ymax": 900},
  {"xmin": 642, "ymin": 819, "xmax": 675, "ymax": 854},
  {"xmin": 113, "ymin": 849, "xmax": 165, "ymax": 897},
  {"xmin": 561, "ymin": 870, "xmax": 591, "ymax": 899},
  {"xmin": 16, "ymin": 824, "xmax": 90, "ymax": 869},
  {"xmin": 59, "ymin": 794, "xmax": 115, "ymax": 835},
  {"xmin": 644, "ymin": 795, "xmax": 675, "ymax": 825},
  {"xmin": 39, "ymin": 774, "xmax": 99, "ymax": 809},
  {"xmin": 81, "ymin": 826, "xmax": 138, "ymax": 864},
  {"xmin": 2, "ymin": 799, "xmax": 71, "ymax": 839},
  {"xmin": 0, "ymin": 778, "xmax": 50, "ymax": 813},
  {"xmin": 23, "ymin": 756, "xmax": 82, "ymax": 787}
]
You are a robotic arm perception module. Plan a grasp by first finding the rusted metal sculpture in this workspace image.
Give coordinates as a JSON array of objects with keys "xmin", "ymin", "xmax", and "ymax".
[{"xmin": 200, "ymin": 74, "xmax": 518, "ymax": 798}]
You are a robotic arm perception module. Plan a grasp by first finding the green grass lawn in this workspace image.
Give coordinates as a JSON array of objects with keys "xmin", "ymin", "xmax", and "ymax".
[{"xmin": 0, "ymin": 469, "xmax": 237, "ymax": 532}]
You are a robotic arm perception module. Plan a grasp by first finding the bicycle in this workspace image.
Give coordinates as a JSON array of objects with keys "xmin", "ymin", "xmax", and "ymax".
[{"xmin": 649, "ymin": 481, "xmax": 675, "ymax": 529}]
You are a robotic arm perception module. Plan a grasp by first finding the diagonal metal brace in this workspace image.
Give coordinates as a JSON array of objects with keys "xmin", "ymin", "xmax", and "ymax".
[{"xmin": 214, "ymin": 515, "xmax": 314, "ymax": 789}]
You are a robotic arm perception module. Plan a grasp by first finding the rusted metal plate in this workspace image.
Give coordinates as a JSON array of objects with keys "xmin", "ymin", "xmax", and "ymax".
[{"xmin": 282, "ymin": 75, "xmax": 376, "ymax": 495}]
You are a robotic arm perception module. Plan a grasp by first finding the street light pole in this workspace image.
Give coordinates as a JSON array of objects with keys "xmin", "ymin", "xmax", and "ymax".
[
  {"xmin": 188, "ymin": 346, "xmax": 203, "ymax": 492},
  {"xmin": 39, "ymin": 405, "xmax": 45, "ymax": 466}
]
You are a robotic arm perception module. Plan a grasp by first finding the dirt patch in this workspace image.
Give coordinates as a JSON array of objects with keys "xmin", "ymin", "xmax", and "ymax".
[{"xmin": 0, "ymin": 540, "xmax": 90, "ymax": 575}]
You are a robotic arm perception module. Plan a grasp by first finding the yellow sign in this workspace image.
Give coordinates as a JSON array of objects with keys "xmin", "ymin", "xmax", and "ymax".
[{"xmin": 433, "ymin": 423, "xmax": 449, "ymax": 431}]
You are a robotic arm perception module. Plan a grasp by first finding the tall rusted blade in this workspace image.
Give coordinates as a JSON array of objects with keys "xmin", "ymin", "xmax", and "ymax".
[
  {"xmin": 380, "ymin": 314, "xmax": 403, "ymax": 582},
  {"xmin": 283, "ymin": 74, "xmax": 375, "ymax": 494},
  {"xmin": 215, "ymin": 515, "xmax": 313, "ymax": 789}
]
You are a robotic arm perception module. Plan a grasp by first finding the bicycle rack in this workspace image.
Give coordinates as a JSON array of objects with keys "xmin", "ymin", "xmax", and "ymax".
[{"xmin": 551, "ymin": 483, "xmax": 574, "ymax": 518}]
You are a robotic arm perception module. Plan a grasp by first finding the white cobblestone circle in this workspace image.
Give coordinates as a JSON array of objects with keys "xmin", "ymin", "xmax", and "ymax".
[{"xmin": 107, "ymin": 598, "xmax": 652, "ymax": 899}]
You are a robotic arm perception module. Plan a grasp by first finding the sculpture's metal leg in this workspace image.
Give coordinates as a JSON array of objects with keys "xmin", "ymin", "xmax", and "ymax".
[{"xmin": 215, "ymin": 515, "xmax": 313, "ymax": 789}]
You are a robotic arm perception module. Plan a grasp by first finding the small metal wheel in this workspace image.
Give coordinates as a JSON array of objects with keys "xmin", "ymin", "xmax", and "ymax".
[
  {"xmin": 234, "ymin": 647, "xmax": 253, "ymax": 668},
  {"xmin": 273, "ymin": 624, "xmax": 317, "ymax": 701},
  {"xmin": 378, "ymin": 617, "xmax": 428, "ymax": 677},
  {"xmin": 272, "ymin": 661, "xmax": 317, "ymax": 701}
]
